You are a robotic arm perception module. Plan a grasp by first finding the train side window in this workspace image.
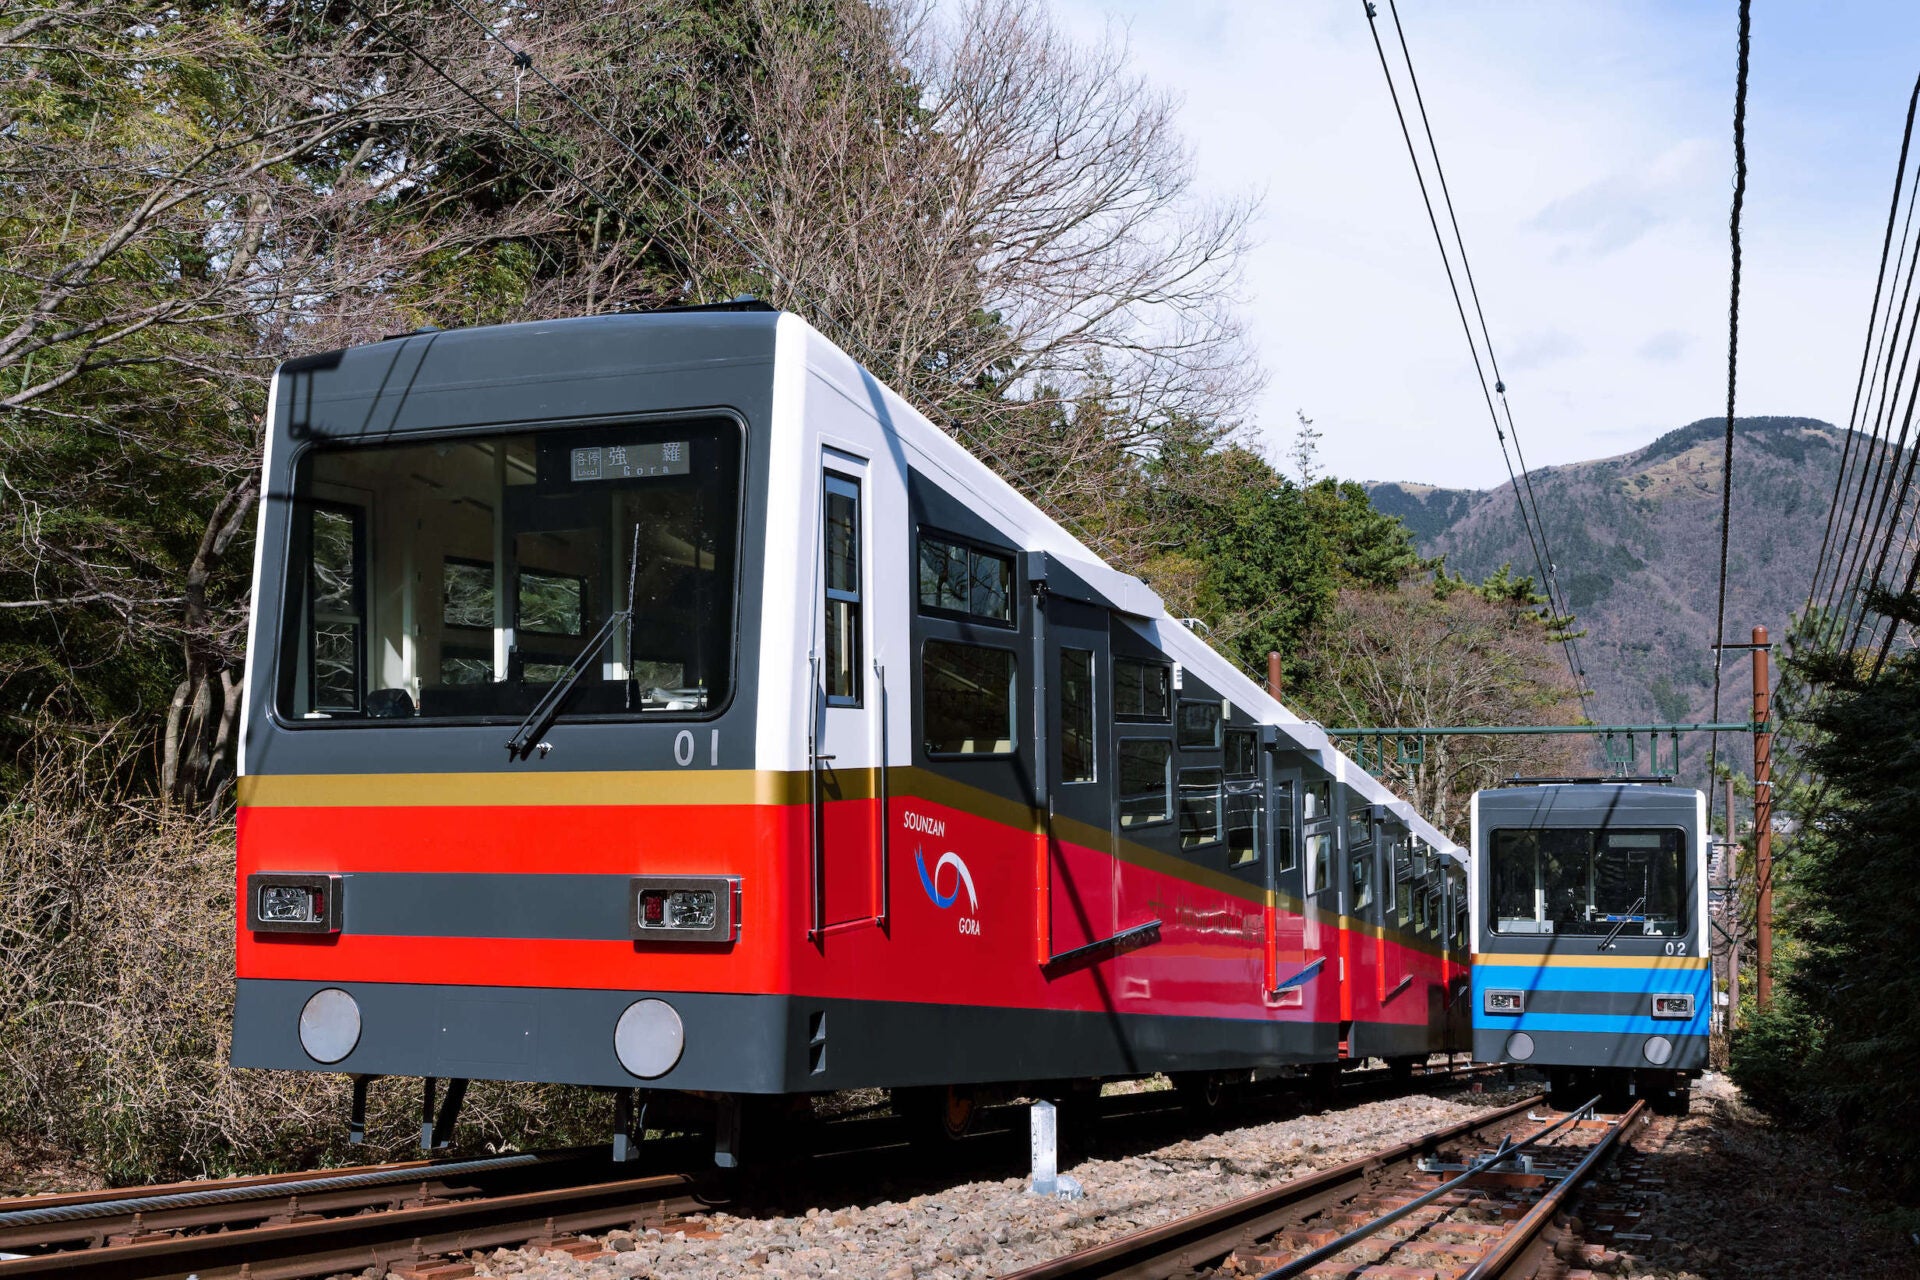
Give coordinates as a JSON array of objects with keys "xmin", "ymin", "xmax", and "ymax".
[
  {"xmin": 1306, "ymin": 830, "xmax": 1334, "ymax": 895},
  {"xmin": 1225, "ymin": 729, "xmax": 1258, "ymax": 777},
  {"xmin": 916, "ymin": 531, "xmax": 1013, "ymax": 625},
  {"xmin": 1117, "ymin": 738, "xmax": 1172, "ymax": 827},
  {"xmin": 1346, "ymin": 804, "xmax": 1373, "ymax": 849},
  {"xmin": 823, "ymin": 473, "xmax": 863, "ymax": 705},
  {"xmin": 1272, "ymin": 780, "xmax": 1297, "ymax": 871},
  {"xmin": 1349, "ymin": 849, "xmax": 1373, "ymax": 911},
  {"xmin": 1302, "ymin": 779, "xmax": 1332, "ymax": 821},
  {"xmin": 1177, "ymin": 700, "xmax": 1222, "ymax": 749},
  {"xmin": 1114, "ymin": 658, "xmax": 1171, "ymax": 722},
  {"xmin": 1060, "ymin": 647, "xmax": 1096, "ymax": 784},
  {"xmin": 1178, "ymin": 766, "xmax": 1223, "ymax": 848},
  {"xmin": 1226, "ymin": 780, "xmax": 1263, "ymax": 866},
  {"xmin": 306, "ymin": 503, "xmax": 366, "ymax": 713},
  {"xmin": 921, "ymin": 640, "xmax": 1014, "ymax": 755}
]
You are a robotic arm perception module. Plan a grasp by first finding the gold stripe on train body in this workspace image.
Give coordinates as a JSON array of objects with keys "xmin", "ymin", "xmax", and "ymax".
[
  {"xmin": 1472, "ymin": 952, "xmax": 1712, "ymax": 970},
  {"xmin": 237, "ymin": 766, "xmax": 1455, "ymax": 955}
]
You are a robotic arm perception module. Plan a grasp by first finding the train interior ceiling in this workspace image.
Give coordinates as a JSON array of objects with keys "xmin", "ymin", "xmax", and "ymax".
[{"xmin": 279, "ymin": 420, "xmax": 740, "ymax": 722}]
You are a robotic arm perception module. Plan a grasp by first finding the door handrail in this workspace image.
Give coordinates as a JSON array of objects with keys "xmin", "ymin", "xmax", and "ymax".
[
  {"xmin": 1270, "ymin": 955, "xmax": 1326, "ymax": 996},
  {"xmin": 1042, "ymin": 918, "xmax": 1162, "ymax": 978}
]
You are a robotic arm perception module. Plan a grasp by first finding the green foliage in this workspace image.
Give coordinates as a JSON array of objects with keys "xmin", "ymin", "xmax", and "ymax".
[
  {"xmin": 1727, "ymin": 995, "xmax": 1823, "ymax": 1123},
  {"xmin": 1748, "ymin": 606, "xmax": 1920, "ymax": 1194}
]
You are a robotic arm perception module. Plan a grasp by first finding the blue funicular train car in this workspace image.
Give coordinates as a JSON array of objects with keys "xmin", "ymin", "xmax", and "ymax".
[{"xmin": 1468, "ymin": 780, "xmax": 1711, "ymax": 1113}]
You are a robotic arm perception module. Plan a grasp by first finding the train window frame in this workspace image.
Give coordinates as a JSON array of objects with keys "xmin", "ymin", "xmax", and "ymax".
[
  {"xmin": 1117, "ymin": 736, "xmax": 1173, "ymax": 829},
  {"xmin": 303, "ymin": 500, "xmax": 368, "ymax": 715},
  {"xmin": 1225, "ymin": 777, "xmax": 1263, "ymax": 867},
  {"xmin": 1349, "ymin": 845, "xmax": 1374, "ymax": 912},
  {"xmin": 1487, "ymin": 825, "xmax": 1692, "ymax": 939},
  {"xmin": 1177, "ymin": 700, "xmax": 1222, "ymax": 750},
  {"xmin": 916, "ymin": 528, "xmax": 1015, "ymax": 628},
  {"xmin": 1272, "ymin": 779, "xmax": 1298, "ymax": 872},
  {"xmin": 1346, "ymin": 803, "xmax": 1374, "ymax": 850},
  {"xmin": 1302, "ymin": 778, "xmax": 1333, "ymax": 822},
  {"xmin": 1224, "ymin": 728, "xmax": 1258, "ymax": 778},
  {"xmin": 269, "ymin": 411, "xmax": 748, "ymax": 730},
  {"xmin": 1113, "ymin": 657, "xmax": 1172, "ymax": 723},
  {"xmin": 1178, "ymin": 765, "xmax": 1224, "ymax": 849},
  {"xmin": 1059, "ymin": 646, "xmax": 1097, "ymax": 784},
  {"xmin": 1305, "ymin": 829, "xmax": 1335, "ymax": 897},
  {"xmin": 823, "ymin": 470, "xmax": 863, "ymax": 707},
  {"xmin": 920, "ymin": 638, "xmax": 1017, "ymax": 758}
]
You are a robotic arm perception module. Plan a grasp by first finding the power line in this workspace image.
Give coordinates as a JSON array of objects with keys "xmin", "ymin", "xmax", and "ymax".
[
  {"xmin": 1806, "ymin": 107, "xmax": 1915, "ymax": 614},
  {"xmin": 1810, "ymin": 94, "xmax": 1920, "ymax": 633},
  {"xmin": 1815, "ymin": 192, "xmax": 1920, "ymax": 658},
  {"xmin": 1360, "ymin": 0, "xmax": 1593, "ymax": 725},
  {"xmin": 1706, "ymin": 0, "xmax": 1751, "ymax": 786},
  {"xmin": 1379, "ymin": 0, "xmax": 1594, "ymax": 716}
]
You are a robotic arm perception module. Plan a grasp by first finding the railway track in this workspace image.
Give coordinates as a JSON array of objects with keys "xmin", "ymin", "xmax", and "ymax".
[
  {"xmin": 999, "ymin": 1094, "xmax": 1648, "ymax": 1280},
  {"xmin": 0, "ymin": 1062, "xmax": 1508, "ymax": 1280}
]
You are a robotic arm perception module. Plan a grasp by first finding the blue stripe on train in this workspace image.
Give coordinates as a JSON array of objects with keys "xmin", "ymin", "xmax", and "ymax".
[{"xmin": 1471, "ymin": 964, "xmax": 1711, "ymax": 995}]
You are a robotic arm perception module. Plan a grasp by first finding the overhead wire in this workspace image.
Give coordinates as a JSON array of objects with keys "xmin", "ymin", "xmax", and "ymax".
[
  {"xmin": 1820, "ymin": 222, "xmax": 1920, "ymax": 649},
  {"xmin": 1360, "ymin": 0, "xmax": 1594, "ymax": 725},
  {"xmin": 1810, "ymin": 99, "xmax": 1920, "ymax": 639},
  {"xmin": 1705, "ymin": 0, "xmax": 1751, "ymax": 787},
  {"xmin": 1774, "ymin": 81, "xmax": 1920, "ymax": 759},
  {"xmin": 1379, "ymin": 0, "xmax": 1595, "ymax": 718}
]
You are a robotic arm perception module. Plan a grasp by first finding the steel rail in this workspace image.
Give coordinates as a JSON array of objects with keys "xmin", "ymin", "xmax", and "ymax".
[
  {"xmin": 996, "ymin": 1095, "xmax": 1539, "ymax": 1280},
  {"xmin": 1461, "ymin": 1099, "xmax": 1647, "ymax": 1280},
  {"xmin": 0, "ymin": 1171, "xmax": 700, "ymax": 1280},
  {"xmin": 1257, "ymin": 1096, "xmax": 1604, "ymax": 1279},
  {"xmin": 0, "ymin": 1153, "xmax": 552, "ymax": 1231},
  {"xmin": 0, "ymin": 1155, "xmax": 447, "ymax": 1216}
]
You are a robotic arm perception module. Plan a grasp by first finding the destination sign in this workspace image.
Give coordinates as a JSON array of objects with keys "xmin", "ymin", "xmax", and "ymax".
[{"xmin": 569, "ymin": 441, "xmax": 690, "ymax": 482}]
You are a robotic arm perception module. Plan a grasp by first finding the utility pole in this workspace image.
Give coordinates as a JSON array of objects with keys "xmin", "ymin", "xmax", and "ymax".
[
  {"xmin": 1724, "ymin": 775, "xmax": 1740, "ymax": 1032},
  {"xmin": 1267, "ymin": 651, "xmax": 1284, "ymax": 702},
  {"xmin": 1752, "ymin": 625, "xmax": 1773, "ymax": 1011}
]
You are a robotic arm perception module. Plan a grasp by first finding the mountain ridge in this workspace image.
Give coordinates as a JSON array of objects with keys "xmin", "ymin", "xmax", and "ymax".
[{"xmin": 1365, "ymin": 415, "xmax": 1842, "ymax": 779}]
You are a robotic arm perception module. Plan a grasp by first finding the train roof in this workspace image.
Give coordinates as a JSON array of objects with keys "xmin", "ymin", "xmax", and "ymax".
[
  {"xmin": 272, "ymin": 308, "xmax": 1463, "ymax": 865},
  {"xmin": 1475, "ymin": 782, "xmax": 1702, "ymax": 827}
]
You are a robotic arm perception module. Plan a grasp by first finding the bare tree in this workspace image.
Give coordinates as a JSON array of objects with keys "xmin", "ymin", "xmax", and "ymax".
[
  {"xmin": 1300, "ymin": 583, "xmax": 1586, "ymax": 839},
  {"xmin": 652, "ymin": 0, "xmax": 1260, "ymax": 452}
]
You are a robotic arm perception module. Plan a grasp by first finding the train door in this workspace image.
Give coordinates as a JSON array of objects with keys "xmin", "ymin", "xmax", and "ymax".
[
  {"xmin": 1336, "ymin": 791, "xmax": 1376, "ymax": 1048},
  {"xmin": 1041, "ymin": 596, "xmax": 1116, "ymax": 958},
  {"xmin": 811, "ymin": 454, "xmax": 882, "ymax": 934},
  {"xmin": 1261, "ymin": 754, "xmax": 1306, "ymax": 1001},
  {"xmin": 1300, "ymin": 770, "xmax": 1342, "ymax": 1024}
]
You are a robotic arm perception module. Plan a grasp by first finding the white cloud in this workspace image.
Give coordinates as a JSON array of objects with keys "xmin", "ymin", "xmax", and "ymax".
[{"xmin": 1045, "ymin": 0, "xmax": 1920, "ymax": 489}]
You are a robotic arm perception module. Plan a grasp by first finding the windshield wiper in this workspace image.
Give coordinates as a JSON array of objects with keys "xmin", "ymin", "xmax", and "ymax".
[
  {"xmin": 504, "ymin": 607, "xmax": 630, "ymax": 760},
  {"xmin": 506, "ymin": 524, "xmax": 643, "ymax": 761},
  {"xmin": 1597, "ymin": 896, "xmax": 1647, "ymax": 951}
]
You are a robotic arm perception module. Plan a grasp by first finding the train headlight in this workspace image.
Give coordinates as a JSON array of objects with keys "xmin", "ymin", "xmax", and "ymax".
[
  {"xmin": 1484, "ymin": 988, "xmax": 1525, "ymax": 1015},
  {"xmin": 298, "ymin": 988, "xmax": 361, "ymax": 1063},
  {"xmin": 614, "ymin": 998, "xmax": 685, "ymax": 1078},
  {"xmin": 1650, "ymin": 993, "xmax": 1695, "ymax": 1019},
  {"xmin": 247, "ymin": 873, "xmax": 342, "ymax": 934},
  {"xmin": 1644, "ymin": 1035, "xmax": 1674, "ymax": 1065},
  {"xmin": 628, "ymin": 876, "xmax": 738, "ymax": 943},
  {"xmin": 1505, "ymin": 1032, "xmax": 1535, "ymax": 1060}
]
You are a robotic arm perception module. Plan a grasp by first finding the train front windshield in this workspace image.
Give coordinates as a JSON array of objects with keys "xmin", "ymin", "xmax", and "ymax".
[
  {"xmin": 1488, "ymin": 828, "xmax": 1688, "ymax": 938},
  {"xmin": 275, "ymin": 419, "xmax": 741, "ymax": 723}
]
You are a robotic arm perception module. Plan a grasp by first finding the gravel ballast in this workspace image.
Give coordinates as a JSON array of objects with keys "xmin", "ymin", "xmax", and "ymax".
[{"xmin": 456, "ymin": 1083, "xmax": 1534, "ymax": 1280}]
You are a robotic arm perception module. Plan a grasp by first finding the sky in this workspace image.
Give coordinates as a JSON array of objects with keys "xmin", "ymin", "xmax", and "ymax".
[{"xmin": 1046, "ymin": 0, "xmax": 1920, "ymax": 489}]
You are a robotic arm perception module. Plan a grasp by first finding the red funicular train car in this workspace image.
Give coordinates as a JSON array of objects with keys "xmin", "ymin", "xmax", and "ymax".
[{"xmin": 234, "ymin": 305, "xmax": 1470, "ymax": 1158}]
